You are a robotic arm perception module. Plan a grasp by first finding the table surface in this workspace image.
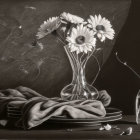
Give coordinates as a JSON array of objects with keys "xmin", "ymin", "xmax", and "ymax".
[{"xmin": 0, "ymin": 115, "xmax": 140, "ymax": 139}]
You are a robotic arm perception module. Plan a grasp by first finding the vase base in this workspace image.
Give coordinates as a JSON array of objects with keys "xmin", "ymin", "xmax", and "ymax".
[{"xmin": 60, "ymin": 83, "xmax": 99, "ymax": 101}]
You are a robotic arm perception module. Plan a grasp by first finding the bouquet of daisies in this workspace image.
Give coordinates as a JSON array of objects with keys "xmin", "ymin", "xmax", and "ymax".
[{"xmin": 36, "ymin": 12, "xmax": 115, "ymax": 54}]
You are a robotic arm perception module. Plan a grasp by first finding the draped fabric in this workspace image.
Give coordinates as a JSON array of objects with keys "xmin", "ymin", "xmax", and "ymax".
[{"xmin": 0, "ymin": 86, "xmax": 111, "ymax": 129}]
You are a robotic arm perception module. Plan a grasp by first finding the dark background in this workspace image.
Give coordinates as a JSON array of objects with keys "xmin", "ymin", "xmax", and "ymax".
[
  {"xmin": 0, "ymin": 0, "xmax": 139, "ymax": 114},
  {"xmin": 96, "ymin": 0, "xmax": 140, "ymax": 114}
]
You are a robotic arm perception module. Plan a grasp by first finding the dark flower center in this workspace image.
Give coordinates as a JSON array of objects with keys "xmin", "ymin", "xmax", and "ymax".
[
  {"xmin": 96, "ymin": 25, "xmax": 105, "ymax": 31},
  {"xmin": 76, "ymin": 36, "xmax": 85, "ymax": 44}
]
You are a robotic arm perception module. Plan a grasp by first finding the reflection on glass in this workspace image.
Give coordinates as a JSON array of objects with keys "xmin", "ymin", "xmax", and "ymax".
[{"xmin": 135, "ymin": 90, "xmax": 140, "ymax": 124}]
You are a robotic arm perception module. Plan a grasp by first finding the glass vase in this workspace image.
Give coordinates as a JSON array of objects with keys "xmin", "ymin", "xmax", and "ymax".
[{"xmin": 60, "ymin": 45, "xmax": 99, "ymax": 100}]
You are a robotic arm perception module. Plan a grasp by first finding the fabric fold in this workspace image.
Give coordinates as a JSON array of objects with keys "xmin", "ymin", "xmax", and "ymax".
[{"xmin": 0, "ymin": 86, "xmax": 111, "ymax": 129}]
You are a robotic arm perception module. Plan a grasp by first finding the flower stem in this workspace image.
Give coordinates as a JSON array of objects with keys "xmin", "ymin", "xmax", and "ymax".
[
  {"xmin": 91, "ymin": 54, "xmax": 101, "ymax": 85},
  {"xmin": 115, "ymin": 52, "xmax": 140, "ymax": 79}
]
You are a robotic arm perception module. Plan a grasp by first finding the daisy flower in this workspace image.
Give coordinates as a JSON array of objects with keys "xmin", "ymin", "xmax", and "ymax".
[
  {"xmin": 36, "ymin": 17, "xmax": 61, "ymax": 39},
  {"xmin": 87, "ymin": 14, "xmax": 115, "ymax": 42},
  {"xmin": 60, "ymin": 12, "xmax": 85, "ymax": 24},
  {"xmin": 66, "ymin": 24, "xmax": 96, "ymax": 54}
]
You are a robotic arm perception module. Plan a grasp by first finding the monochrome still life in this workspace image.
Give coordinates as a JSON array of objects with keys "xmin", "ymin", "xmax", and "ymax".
[{"xmin": 0, "ymin": 0, "xmax": 139, "ymax": 139}]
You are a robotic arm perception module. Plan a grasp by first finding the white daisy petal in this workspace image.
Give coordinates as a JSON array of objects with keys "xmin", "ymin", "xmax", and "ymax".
[
  {"xmin": 98, "ymin": 14, "xmax": 102, "ymax": 23},
  {"xmin": 101, "ymin": 35, "xmax": 106, "ymax": 42},
  {"xmin": 60, "ymin": 12, "xmax": 85, "ymax": 24},
  {"xmin": 97, "ymin": 33, "xmax": 102, "ymax": 39},
  {"xmin": 105, "ymin": 33, "xmax": 114, "ymax": 40}
]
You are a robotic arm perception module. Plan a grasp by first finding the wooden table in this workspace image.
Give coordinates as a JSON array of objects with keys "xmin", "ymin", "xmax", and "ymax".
[{"xmin": 0, "ymin": 116, "xmax": 140, "ymax": 139}]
